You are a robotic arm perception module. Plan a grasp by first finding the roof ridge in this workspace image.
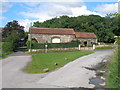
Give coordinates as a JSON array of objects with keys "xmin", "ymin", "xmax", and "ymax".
[
  {"xmin": 75, "ymin": 32, "xmax": 95, "ymax": 34},
  {"xmin": 32, "ymin": 27, "xmax": 73, "ymax": 30}
]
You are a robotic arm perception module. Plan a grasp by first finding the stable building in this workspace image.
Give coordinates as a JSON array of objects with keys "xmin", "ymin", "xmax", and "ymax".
[{"xmin": 28, "ymin": 28, "xmax": 97, "ymax": 46}]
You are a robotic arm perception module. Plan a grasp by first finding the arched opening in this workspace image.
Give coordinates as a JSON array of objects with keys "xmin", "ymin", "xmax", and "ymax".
[
  {"xmin": 32, "ymin": 38, "xmax": 38, "ymax": 43},
  {"xmin": 84, "ymin": 41, "xmax": 87, "ymax": 46},
  {"xmin": 51, "ymin": 37, "xmax": 61, "ymax": 43}
]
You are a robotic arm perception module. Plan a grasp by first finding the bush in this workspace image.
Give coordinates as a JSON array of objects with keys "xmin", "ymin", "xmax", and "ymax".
[
  {"xmin": 92, "ymin": 42, "xmax": 98, "ymax": 45},
  {"xmin": 26, "ymin": 40, "xmax": 30, "ymax": 49},
  {"xmin": 2, "ymin": 42, "xmax": 13, "ymax": 55},
  {"xmin": 26, "ymin": 41, "xmax": 80, "ymax": 49},
  {"xmin": 47, "ymin": 42, "xmax": 79, "ymax": 49}
]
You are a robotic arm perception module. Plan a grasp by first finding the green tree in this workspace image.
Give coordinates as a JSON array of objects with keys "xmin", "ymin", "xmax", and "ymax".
[
  {"xmin": 2, "ymin": 20, "xmax": 25, "ymax": 50},
  {"xmin": 33, "ymin": 14, "xmax": 119, "ymax": 43}
]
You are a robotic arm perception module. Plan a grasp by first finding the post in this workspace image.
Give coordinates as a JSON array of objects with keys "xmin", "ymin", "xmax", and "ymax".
[
  {"xmin": 29, "ymin": 22, "xmax": 32, "ymax": 52},
  {"xmin": 93, "ymin": 44, "xmax": 95, "ymax": 50},
  {"xmin": 45, "ymin": 44, "xmax": 48, "ymax": 53},
  {"xmin": 78, "ymin": 44, "xmax": 81, "ymax": 50}
]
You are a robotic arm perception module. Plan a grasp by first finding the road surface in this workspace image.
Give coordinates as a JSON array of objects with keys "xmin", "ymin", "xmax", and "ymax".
[{"xmin": 1, "ymin": 50, "xmax": 113, "ymax": 88}]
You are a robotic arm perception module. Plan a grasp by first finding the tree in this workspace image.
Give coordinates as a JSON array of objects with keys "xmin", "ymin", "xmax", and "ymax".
[
  {"xmin": 33, "ymin": 14, "xmax": 118, "ymax": 43},
  {"xmin": 2, "ymin": 20, "xmax": 25, "ymax": 50}
]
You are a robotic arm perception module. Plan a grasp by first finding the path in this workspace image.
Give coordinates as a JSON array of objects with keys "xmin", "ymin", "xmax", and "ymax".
[{"xmin": 2, "ymin": 50, "xmax": 113, "ymax": 88}]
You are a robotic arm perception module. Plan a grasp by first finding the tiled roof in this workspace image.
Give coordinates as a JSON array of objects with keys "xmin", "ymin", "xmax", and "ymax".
[
  {"xmin": 75, "ymin": 32, "xmax": 97, "ymax": 38},
  {"xmin": 29, "ymin": 28, "xmax": 75, "ymax": 35},
  {"xmin": 29, "ymin": 28, "xmax": 97, "ymax": 38}
]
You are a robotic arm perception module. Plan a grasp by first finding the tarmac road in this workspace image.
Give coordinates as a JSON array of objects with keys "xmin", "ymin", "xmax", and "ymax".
[{"xmin": 1, "ymin": 50, "xmax": 113, "ymax": 88}]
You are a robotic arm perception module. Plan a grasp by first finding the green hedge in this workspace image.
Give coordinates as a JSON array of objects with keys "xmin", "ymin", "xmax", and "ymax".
[
  {"xmin": 47, "ymin": 42, "xmax": 79, "ymax": 49},
  {"xmin": 26, "ymin": 40, "xmax": 80, "ymax": 49},
  {"xmin": 2, "ymin": 42, "xmax": 13, "ymax": 55}
]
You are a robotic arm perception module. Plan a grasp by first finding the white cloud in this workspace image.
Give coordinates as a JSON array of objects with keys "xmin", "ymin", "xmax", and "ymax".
[
  {"xmin": 18, "ymin": 19, "xmax": 33, "ymax": 32},
  {"xmin": 20, "ymin": 2, "xmax": 117, "ymax": 31},
  {"xmin": 95, "ymin": 3, "xmax": 118, "ymax": 15},
  {"xmin": 71, "ymin": 6, "xmax": 102, "ymax": 17},
  {"xmin": 18, "ymin": 19, "xmax": 42, "ymax": 32},
  {"xmin": 0, "ymin": 1, "xmax": 12, "ymax": 21},
  {"xmin": 0, "ymin": 2, "xmax": 12, "ymax": 13},
  {"xmin": 19, "ymin": 2, "xmax": 104, "ymax": 31},
  {"xmin": 20, "ymin": 2, "xmax": 101, "ymax": 22}
]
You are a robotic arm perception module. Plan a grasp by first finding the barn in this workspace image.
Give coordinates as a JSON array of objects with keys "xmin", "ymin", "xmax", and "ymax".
[{"xmin": 28, "ymin": 28, "xmax": 97, "ymax": 46}]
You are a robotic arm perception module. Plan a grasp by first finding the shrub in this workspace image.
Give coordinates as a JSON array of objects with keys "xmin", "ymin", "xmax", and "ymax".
[
  {"xmin": 47, "ymin": 42, "xmax": 79, "ymax": 49},
  {"xmin": 2, "ymin": 42, "xmax": 13, "ymax": 55},
  {"xmin": 26, "ymin": 41, "xmax": 80, "ymax": 49},
  {"xmin": 26, "ymin": 40, "xmax": 30, "ymax": 49},
  {"xmin": 92, "ymin": 42, "xmax": 98, "ymax": 45}
]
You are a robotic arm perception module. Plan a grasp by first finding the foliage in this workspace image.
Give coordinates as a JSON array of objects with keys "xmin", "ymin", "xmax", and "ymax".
[
  {"xmin": 107, "ymin": 47, "xmax": 118, "ymax": 88},
  {"xmin": 26, "ymin": 51, "xmax": 93, "ymax": 73},
  {"xmin": 26, "ymin": 40, "xmax": 80, "ymax": 49},
  {"xmin": 2, "ymin": 42, "xmax": 13, "ymax": 55},
  {"xmin": 33, "ymin": 14, "xmax": 120, "ymax": 43},
  {"xmin": 26, "ymin": 40, "xmax": 30, "ymax": 49},
  {"xmin": 107, "ymin": 37, "xmax": 120, "ymax": 88},
  {"xmin": 24, "ymin": 32, "xmax": 28, "ymax": 45},
  {"xmin": 2, "ymin": 20, "xmax": 25, "ymax": 50}
]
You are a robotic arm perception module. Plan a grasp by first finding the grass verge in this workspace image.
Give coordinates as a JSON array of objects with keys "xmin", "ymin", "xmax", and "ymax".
[
  {"xmin": 107, "ymin": 37, "xmax": 120, "ymax": 88},
  {"xmin": 107, "ymin": 47, "xmax": 118, "ymax": 88},
  {"xmin": 95, "ymin": 46, "xmax": 115, "ymax": 50},
  {"xmin": 0, "ymin": 51, "xmax": 13, "ymax": 60},
  {"xmin": 0, "ymin": 56, "xmax": 8, "ymax": 60},
  {"xmin": 26, "ymin": 51, "xmax": 93, "ymax": 74},
  {"xmin": 25, "ymin": 49, "xmax": 81, "ymax": 54}
]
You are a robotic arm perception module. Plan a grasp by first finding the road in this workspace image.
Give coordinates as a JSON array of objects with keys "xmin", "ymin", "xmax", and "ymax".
[{"xmin": 1, "ymin": 50, "xmax": 113, "ymax": 88}]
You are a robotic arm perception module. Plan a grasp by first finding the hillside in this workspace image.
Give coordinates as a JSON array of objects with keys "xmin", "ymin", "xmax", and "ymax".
[{"xmin": 33, "ymin": 15, "xmax": 120, "ymax": 43}]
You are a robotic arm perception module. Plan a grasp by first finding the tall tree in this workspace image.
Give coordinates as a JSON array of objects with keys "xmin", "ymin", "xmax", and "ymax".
[
  {"xmin": 33, "ymin": 14, "xmax": 119, "ymax": 43},
  {"xmin": 2, "ymin": 20, "xmax": 25, "ymax": 50}
]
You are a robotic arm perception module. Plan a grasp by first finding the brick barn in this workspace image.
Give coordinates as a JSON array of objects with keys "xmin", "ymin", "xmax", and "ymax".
[{"xmin": 28, "ymin": 28, "xmax": 97, "ymax": 46}]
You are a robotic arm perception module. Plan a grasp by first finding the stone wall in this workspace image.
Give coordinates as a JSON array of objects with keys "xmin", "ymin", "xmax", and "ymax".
[
  {"xmin": 28, "ymin": 34, "xmax": 75, "ymax": 43},
  {"xmin": 75, "ymin": 38, "xmax": 97, "ymax": 46},
  {"xmin": 76, "ymin": 38, "xmax": 97, "ymax": 43},
  {"xmin": 28, "ymin": 33, "xmax": 97, "ymax": 45}
]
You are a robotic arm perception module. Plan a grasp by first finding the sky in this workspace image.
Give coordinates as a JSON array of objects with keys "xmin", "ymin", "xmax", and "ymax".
[{"xmin": 1, "ymin": 0, "xmax": 119, "ymax": 32}]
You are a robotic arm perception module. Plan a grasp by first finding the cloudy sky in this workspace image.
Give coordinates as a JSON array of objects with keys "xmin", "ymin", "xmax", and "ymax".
[{"xmin": 1, "ymin": 0, "xmax": 118, "ymax": 32}]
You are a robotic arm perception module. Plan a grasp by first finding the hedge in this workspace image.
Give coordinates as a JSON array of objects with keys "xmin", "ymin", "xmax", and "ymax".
[
  {"xmin": 26, "ymin": 40, "xmax": 80, "ymax": 49},
  {"xmin": 2, "ymin": 42, "xmax": 13, "ymax": 55}
]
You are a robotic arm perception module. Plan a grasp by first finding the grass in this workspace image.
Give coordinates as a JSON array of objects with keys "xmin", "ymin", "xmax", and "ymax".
[
  {"xmin": 25, "ymin": 49, "xmax": 81, "ymax": 54},
  {"xmin": 26, "ymin": 51, "xmax": 93, "ymax": 74},
  {"xmin": 0, "ymin": 51, "xmax": 13, "ymax": 60},
  {"xmin": 95, "ymin": 46, "xmax": 115, "ymax": 50},
  {"xmin": 107, "ymin": 47, "xmax": 118, "ymax": 88},
  {"xmin": 0, "ymin": 56, "xmax": 8, "ymax": 60},
  {"xmin": 107, "ymin": 37, "xmax": 120, "ymax": 88}
]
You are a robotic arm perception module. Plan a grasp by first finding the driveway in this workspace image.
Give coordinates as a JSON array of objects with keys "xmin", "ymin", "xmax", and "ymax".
[{"xmin": 2, "ymin": 50, "xmax": 113, "ymax": 88}]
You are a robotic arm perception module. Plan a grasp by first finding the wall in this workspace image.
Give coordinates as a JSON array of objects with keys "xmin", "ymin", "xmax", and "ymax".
[
  {"xmin": 75, "ymin": 38, "xmax": 97, "ymax": 46},
  {"xmin": 28, "ymin": 34, "xmax": 75, "ymax": 43}
]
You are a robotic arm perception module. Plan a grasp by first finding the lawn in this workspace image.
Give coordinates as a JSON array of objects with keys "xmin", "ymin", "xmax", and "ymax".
[
  {"xmin": 107, "ymin": 37, "xmax": 120, "ymax": 88},
  {"xmin": 26, "ymin": 51, "xmax": 93, "ymax": 73},
  {"xmin": 95, "ymin": 46, "xmax": 115, "ymax": 50},
  {"xmin": 107, "ymin": 47, "xmax": 118, "ymax": 88}
]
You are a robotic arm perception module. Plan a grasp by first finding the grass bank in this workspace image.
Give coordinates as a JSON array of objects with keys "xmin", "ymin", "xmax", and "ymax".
[
  {"xmin": 95, "ymin": 46, "xmax": 115, "ymax": 50},
  {"xmin": 26, "ymin": 51, "xmax": 93, "ymax": 74},
  {"xmin": 107, "ymin": 37, "xmax": 120, "ymax": 88},
  {"xmin": 107, "ymin": 47, "xmax": 118, "ymax": 88}
]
